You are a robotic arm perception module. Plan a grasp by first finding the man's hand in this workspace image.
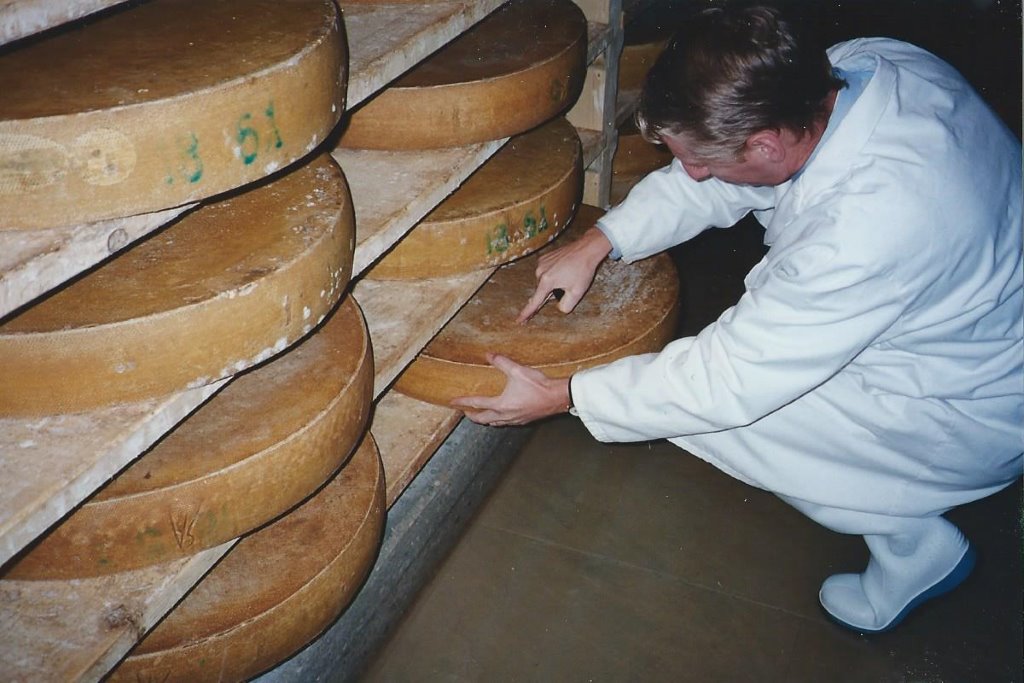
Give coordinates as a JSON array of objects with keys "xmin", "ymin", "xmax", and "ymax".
[
  {"xmin": 517, "ymin": 226, "xmax": 612, "ymax": 323},
  {"xmin": 451, "ymin": 353, "xmax": 571, "ymax": 426}
]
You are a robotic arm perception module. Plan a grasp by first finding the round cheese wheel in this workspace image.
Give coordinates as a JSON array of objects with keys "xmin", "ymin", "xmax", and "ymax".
[
  {"xmin": 613, "ymin": 124, "xmax": 673, "ymax": 178},
  {"xmin": 0, "ymin": 154, "xmax": 355, "ymax": 416},
  {"xmin": 394, "ymin": 205, "xmax": 680, "ymax": 405},
  {"xmin": 4, "ymin": 296, "xmax": 373, "ymax": 579},
  {"xmin": 369, "ymin": 118, "xmax": 582, "ymax": 280},
  {"xmin": 107, "ymin": 433, "xmax": 385, "ymax": 683},
  {"xmin": 338, "ymin": 0, "xmax": 586, "ymax": 150},
  {"xmin": 618, "ymin": 1, "xmax": 681, "ymax": 92},
  {"xmin": 0, "ymin": 0, "xmax": 345, "ymax": 231}
]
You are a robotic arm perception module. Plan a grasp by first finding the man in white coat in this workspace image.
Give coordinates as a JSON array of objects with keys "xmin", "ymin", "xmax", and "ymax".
[{"xmin": 451, "ymin": 5, "xmax": 1022, "ymax": 633}]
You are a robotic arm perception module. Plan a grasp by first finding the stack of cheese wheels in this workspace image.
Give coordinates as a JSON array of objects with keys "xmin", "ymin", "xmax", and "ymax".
[
  {"xmin": 3, "ymin": 295, "xmax": 373, "ymax": 579},
  {"xmin": 368, "ymin": 117, "xmax": 583, "ymax": 280},
  {"xmin": 339, "ymin": 0, "xmax": 587, "ymax": 150},
  {"xmin": 394, "ymin": 205, "xmax": 680, "ymax": 405},
  {"xmin": 0, "ymin": 0, "xmax": 345, "ymax": 231},
  {"xmin": 0, "ymin": 154, "xmax": 355, "ymax": 416},
  {"xmin": 106, "ymin": 433, "xmax": 386, "ymax": 683}
]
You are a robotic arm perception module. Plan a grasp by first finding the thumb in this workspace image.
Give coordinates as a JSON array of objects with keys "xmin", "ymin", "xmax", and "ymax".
[{"xmin": 486, "ymin": 352, "xmax": 522, "ymax": 377}]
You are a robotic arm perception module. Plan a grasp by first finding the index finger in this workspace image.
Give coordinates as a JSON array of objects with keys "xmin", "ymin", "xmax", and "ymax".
[{"xmin": 516, "ymin": 286, "xmax": 554, "ymax": 324}]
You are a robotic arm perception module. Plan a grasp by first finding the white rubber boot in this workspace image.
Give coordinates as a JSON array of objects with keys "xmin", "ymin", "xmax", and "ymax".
[{"xmin": 819, "ymin": 516, "xmax": 975, "ymax": 633}]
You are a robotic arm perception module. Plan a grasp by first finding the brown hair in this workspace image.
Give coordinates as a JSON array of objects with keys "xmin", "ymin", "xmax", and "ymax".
[{"xmin": 636, "ymin": 4, "xmax": 845, "ymax": 162}]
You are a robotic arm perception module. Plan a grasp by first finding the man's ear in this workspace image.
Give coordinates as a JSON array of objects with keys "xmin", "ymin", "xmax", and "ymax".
[{"xmin": 746, "ymin": 130, "xmax": 786, "ymax": 163}]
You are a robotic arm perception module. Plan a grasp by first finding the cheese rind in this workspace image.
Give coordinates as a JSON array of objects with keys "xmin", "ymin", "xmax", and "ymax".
[
  {"xmin": 3, "ymin": 296, "xmax": 372, "ymax": 579},
  {"xmin": 106, "ymin": 434, "xmax": 385, "ymax": 683},
  {"xmin": 394, "ymin": 205, "xmax": 680, "ymax": 405},
  {"xmin": 338, "ymin": 0, "xmax": 586, "ymax": 150},
  {"xmin": 0, "ymin": 154, "xmax": 355, "ymax": 416},
  {"xmin": 0, "ymin": 0, "xmax": 346, "ymax": 230},
  {"xmin": 369, "ymin": 118, "xmax": 583, "ymax": 280}
]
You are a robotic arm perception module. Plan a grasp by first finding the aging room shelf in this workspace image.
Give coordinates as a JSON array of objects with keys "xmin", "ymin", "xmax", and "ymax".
[{"xmin": 0, "ymin": 1, "xmax": 633, "ymax": 680}]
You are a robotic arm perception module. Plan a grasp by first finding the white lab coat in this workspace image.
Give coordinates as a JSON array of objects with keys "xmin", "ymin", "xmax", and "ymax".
[{"xmin": 572, "ymin": 38, "xmax": 1023, "ymax": 518}]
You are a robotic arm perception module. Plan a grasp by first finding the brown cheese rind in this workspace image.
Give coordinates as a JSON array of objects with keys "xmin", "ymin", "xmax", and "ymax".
[
  {"xmin": 106, "ymin": 434, "xmax": 385, "ymax": 683},
  {"xmin": 368, "ymin": 118, "xmax": 583, "ymax": 280},
  {"xmin": 3, "ymin": 296, "xmax": 373, "ymax": 579},
  {"xmin": 338, "ymin": 0, "xmax": 586, "ymax": 150},
  {"xmin": 0, "ymin": 0, "xmax": 346, "ymax": 230},
  {"xmin": 0, "ymin": 154, "xmax": 356, "ymax": 416},
  {"xmin": 394, "ymin": 205, "xmax": 680, "ymax": 405}
]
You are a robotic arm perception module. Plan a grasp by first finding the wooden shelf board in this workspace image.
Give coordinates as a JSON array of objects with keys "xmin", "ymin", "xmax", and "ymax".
[
  {"xmin": 338, "ymin": 140, "xmax": 507, "ymax": 276},
  {"xmin": 373, "ymin": 392, "xmax": 462, "ymax": 507},
  {"xmin": 342, "ymin": 0, "xmax": 507, "ymax": 107},
  {"xmin": 0, "ymin": 380, "xmax": 228, "ymax": 568},
  {"xmin": 0, "ymin": 205, "xmax": 195, "ymax": 321},
  {"xmin": 0, "ymin": 0, "xmax": 130, "ymax": 45},
  {"xmin": 354, "ymin": 268, "xmax": 493, "ymax": 397},
  {"xmin": 0, "ymin": 542, "xmax": 233, "ymax": 683}
]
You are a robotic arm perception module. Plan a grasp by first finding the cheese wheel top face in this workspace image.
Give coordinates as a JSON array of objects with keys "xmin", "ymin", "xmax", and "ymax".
[
  {"xmin": 424, "ymin": 205, "xmax": 679, "ymax": 368},
  {"xmin": 0, "ymin": 1, "xmax": 336, "ymax": 117},
  {"xmin": 0, "ymin": 0, "xmax": 345, "ymax": 229},
  {"xmin": 130, "ymin": 433, "xmax": 384, "ymax": 655},
  {"xmin": 394, "ymin": 0, "xmax": 585, "ymax": 87},
  {"xmin": 0, "ymin": 154, "xmax": 354, "ymax": 414}
]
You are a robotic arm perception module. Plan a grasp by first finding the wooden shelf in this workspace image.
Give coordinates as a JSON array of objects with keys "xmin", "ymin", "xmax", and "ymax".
[
  {"xmin": 0, "ymin": 0, "xmax": 130, "ymax": 45},
  {"xmin": 337, "ymin": 141, "xmax": 507, "ymax": 276},
  {"xmin": 0, "ymin": 0, "xmax": 636, "ymax": 679},
  {"xmin": 0, "ymin": 543, "xmax": 233, "ymax": 682},
  {"xmin": 342, "ymin": 0, "xmax": 508, "ymax": 108},
  {"xmin": 0, "ymin": 5, "xmax": 511, "ymax": 680}
]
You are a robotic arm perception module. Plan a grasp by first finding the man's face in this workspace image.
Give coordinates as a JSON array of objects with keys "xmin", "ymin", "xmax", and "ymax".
[{"xmin": 661, "ymin": 133, "xmax": 787, "ymax": 187}]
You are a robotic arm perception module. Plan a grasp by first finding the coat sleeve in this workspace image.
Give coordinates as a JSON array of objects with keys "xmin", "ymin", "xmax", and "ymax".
[
  {"xmin": 597, "ymin": 159, "xmax": 776, "ymax": 263},
  {"xmin": 572, "ymin": 203, "xmax": 909, "ymax": 443}
]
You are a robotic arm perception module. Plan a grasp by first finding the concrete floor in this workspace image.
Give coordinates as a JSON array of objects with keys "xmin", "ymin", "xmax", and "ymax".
[{"xmin": 365, "ymin": 3, "xmax": 1022, "ymax": 679}]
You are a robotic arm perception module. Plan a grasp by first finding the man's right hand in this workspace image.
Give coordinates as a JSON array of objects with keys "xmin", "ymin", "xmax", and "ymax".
[{"xmin": 517, "ymin": 226, "xmax": 613, "ymax": 323}]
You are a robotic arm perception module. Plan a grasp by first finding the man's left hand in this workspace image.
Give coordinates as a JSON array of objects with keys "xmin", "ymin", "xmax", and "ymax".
[{"xmin": 451, "ymin": 353, "xmax": 571, "ymax": 426}]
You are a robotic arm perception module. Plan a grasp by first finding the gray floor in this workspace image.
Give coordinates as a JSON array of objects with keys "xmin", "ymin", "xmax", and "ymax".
[{"xmin": 364, "ymin": 217, "xmax": 1023, "ymax": 682}]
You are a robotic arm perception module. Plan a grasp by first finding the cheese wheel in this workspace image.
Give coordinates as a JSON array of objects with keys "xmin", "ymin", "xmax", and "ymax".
[
  {"xmin": 4, "ymin": 296, "xmax": 372, "ymax": 579},
  {"xmin": 0, "ymin": 0, "xmax": 345, "ymax": 231},
  {"xmin": 613, "ymin": 125, "xmax": 673, "ymax": 178},
  {"xmin": 618, "ymin": 0, "xmax": 680, "ymax": 92},
  {"xmin": 618, "ymin": 39, "xmax": 670, "ymax": 92},
  {"xmin": 369, "ymin": 118, "xmax": 582, "ymax": 280},
  {"xmin": 107, "ymin": 433, "xmax": 385, "ymax": 683},
  {"xmin": 394, "ymin": 205, "xmax": 680, "ymax": 405},
  {"xmin": 338, "ymin": 0, "xmax": 586, "ymax": 150},
  {"xmin": 0, "ymin": 154, "xmax": 355, "ymax": 416}
]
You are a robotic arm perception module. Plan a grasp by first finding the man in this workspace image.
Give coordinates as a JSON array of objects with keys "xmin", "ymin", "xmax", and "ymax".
[{"xmin": 452, "ymin": 5, "xmax": 1023, "ymax": 633}]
